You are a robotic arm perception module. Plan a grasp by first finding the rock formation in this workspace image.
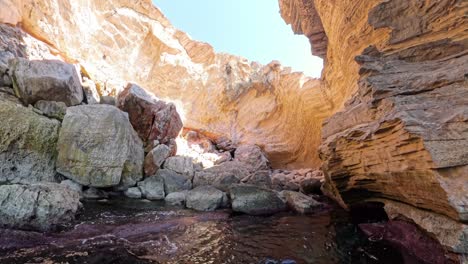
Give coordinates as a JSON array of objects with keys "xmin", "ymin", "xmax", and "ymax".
[
  {"xmin": 0, "ymin": 0, "xmax": 332, "ymax": 169},
  {"xmin": 280, "ymin": 0, "xmax": 468, "ymax": 258}
]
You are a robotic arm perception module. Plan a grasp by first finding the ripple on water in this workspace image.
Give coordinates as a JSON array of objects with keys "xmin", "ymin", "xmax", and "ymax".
[{"xmin": 0, "ymin": 199, "xmax": 409, "ymax": 264}]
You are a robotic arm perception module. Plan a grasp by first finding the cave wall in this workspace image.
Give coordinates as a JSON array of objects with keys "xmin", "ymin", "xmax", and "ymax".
[
  {"xmin": 280, "ymin": 0, "xmax": 468, "ymax": 257},
  {"xmin": 0, "ymin": 0, "xmax": 333, "ymax": 169}
]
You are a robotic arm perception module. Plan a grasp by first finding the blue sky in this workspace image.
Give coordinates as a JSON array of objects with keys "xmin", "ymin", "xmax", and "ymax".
[{"xmin": 152, "ymin": 0, "xmax": 323, "ymax": 78}]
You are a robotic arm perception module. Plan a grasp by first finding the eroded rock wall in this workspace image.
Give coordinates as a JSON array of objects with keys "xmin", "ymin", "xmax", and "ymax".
[
  {"xmin": 281, "ymin": 0, "xmax": 468, "ymax": 257},
  {"xmin": 0, "ymin": 0, "xmax": 332, "ymax": 169}
]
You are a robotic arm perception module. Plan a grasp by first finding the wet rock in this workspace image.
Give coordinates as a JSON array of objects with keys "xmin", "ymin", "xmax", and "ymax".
[
  {"xmin": 56, "ymin": 104, "xmax": 144, "ymax": 188},
  {"xmin": 234, "ymin": 145, "xmax": 270, "ymax": 173},
  {"xmin": 230, "ymin": 185, "xmax": 287, "ymax": 215},
  {"xmin": 60, "ymin": 179, "xmax": 82, "ymax": 194},
  {"xmin": 280, "ymin": 191, "xmax": 323, "ymax": 214},
  {"xmin": 0, "ymin": 99, "xmax": 60, "ymax": 184},
  {"xmin": 117, "ymin": 83, "xmax": 183, "ymax": 144},
  {"xmin": 99, "ymin": 95, "xmax": 116, "ymax": 106},
  {"xmin": 83, "ymin": 187, "xmax": 108, "ymax": 200},
  {"xmin": 137, "ymin": 175, "xmax": 165, "ymax": 200},
  {"xmin": 193, "ymin": 161, "xmax": 249, "ymax": 191},
  {"xmin": 9, "ymin": 58, "xmax": 83, "ymax": 106},
  {"xmin": 144, "ymin": 144, "xmax": 171, "ymax": 176},
  {"xmin": 157, "ymin": 169, "xmax": 192, "ymax": 194},
  {"xmin": 124, "ymin": 187, "xmax": 142, "ymax": 199},
  {"xmin": 0, "ymin": 183, "xmax": 81, "ymax": 231},
  {"xmin": 165, "ymin": 191, "xmax": 186, "ymax": 206},
  {"xmin": 163, "ymin": 156, "xmax": 195, "ymax": 178},
  {"xmin": 186, "ymin": 186, "xmax": 228, "ymax": 211},
  {"xmin": 34, "ymin": 100, "xmax": 67, "ymax": 120}
]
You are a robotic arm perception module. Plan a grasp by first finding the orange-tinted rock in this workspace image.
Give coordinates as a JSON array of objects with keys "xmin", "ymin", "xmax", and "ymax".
[{"xmin": 117, "ymin": 83, "xmax": 183, "ymax": 144}]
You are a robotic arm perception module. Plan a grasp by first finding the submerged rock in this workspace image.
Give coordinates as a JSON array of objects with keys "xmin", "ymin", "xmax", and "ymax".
[
  {"xmin": 230, "ymin": 185, "xmax": 287, "ymax": 215},
  {"xmin": 117, "ymin": 83, "xmax": 183, "ymax": 144},
  {"xmin": 0, "ymin": 99, "xmax": 60, "ymax": 184},
  {"xmin": 186, "ymin": 186, "xmax": 228, "ymax": 211},
  {"xmin": 0, "ymin": 183, "xmax": 81, "ymax": 231},
  {"xmin": 9, "ymin": 58, "xmax": 83, "ymax": 106},
  {"xmin": 56, "ymin": 104, "xmax": 144, "ymax": 188},
  {"xmin": 280, "ymin": 191, "xmax": 323, "ymax": 214},
  {"xmin": 137, "ymin": 175, "xmax": 165, "ymax": 200}
]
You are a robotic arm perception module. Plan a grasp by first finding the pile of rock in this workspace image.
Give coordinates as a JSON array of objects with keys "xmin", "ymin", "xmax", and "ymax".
[
  {"xmin": 0, "ymin": 57, "xmax": 325, "ymax": 232},
  {"xmin": 271, "ymin": 169, "xmax": 324, "ymax": 194}
]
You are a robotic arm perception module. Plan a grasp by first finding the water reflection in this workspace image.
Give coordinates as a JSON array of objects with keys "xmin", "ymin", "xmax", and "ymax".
[{"xmin": 0, "ymin": 199, "xmax": 407, "ymax": 264}]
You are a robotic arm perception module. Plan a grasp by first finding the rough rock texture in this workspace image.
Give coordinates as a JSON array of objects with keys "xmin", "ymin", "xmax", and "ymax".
[
  {"xmin": 156, "ymin": 169, "xmax": 192, "ymax": 194},
  {"xmin": 279, "ymin": 0, "xmax": 468, "ymax": 257},
  {"xmin": 230, "ymin": 185, "xmax": 287, "ymax": 215},
  {"xmin": 137, "ymin": 175, "xmax": 165, "ymax": 200},
  {"xmin": 9, "ymin": 58, "xmax": 83, "ymax": 106},
  {"xmin": 34, "ymin": 100, "xmax": 67, "ymax": 120},
  {"xmin": 124, "ymin": 187, "xmax": 142, "ymax": 199},
  {"xmin": 56, "ymin": 105, "xmax": 144, "ymax": 188},
  {"xmin": 0, "ymin": 2, "xmax": 332, "ymax": 169},
  {"xmin": 0, "ymin": 183, "xmax": 81, "ymax": 231},
  {"xmin": 165, "ymin": 191, "xmax": 186, "ymax": 206},
  {"xmin": 163, "ymin": 156, "xmax": 196, "ymax": 179},
  {"xmin": 0, "ymin": 98, "xmax": 60, "ymax": 184},
  {"xmin": 186, "ymin": 186, "xmax": 227, "ymax": 212},
  {"xmin": 193, "ymin": 161, "xmax": 249, "ymax": 191},
  {"xmin": 117, "ymin": 83, "xmax": 183, "ymax": 144},
  {"xmin": 234, "ymin": 145, "xmax": 270, "ymax": 173},
  {"xmin": 144, "ymin": 144, "xmax": 171, "ymax": 176},
  {"xmin": 280, "ymin": 190, "xmax": 323, "ymax": 214}
]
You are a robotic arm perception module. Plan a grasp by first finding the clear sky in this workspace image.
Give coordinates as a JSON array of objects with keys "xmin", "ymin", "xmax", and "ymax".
[{"xmin": 152, "ymin": 0, "xmax": 323, "ymax": 78}]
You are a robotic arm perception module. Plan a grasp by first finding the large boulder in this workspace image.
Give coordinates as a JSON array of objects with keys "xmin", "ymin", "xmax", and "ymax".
[
  {"xmin": 117, "ymin": 83, "xmax": 183, "ymax": 144},
  {"xmin": 280, "ymin": 191, "xmax": 323, "ymax": 214},
  {"xmin": 193, "ymin": 161, "xmax": 249, "ymax": 191},
  {"xmin": 230, "ymin": 185, "xmax": 287, "ymax": 215},
  {"xmin": 156, "ymin": 169, "xmax": 192, "ymax": 194},
  {"xmin": 56, "ymin": 105, "xmax": 144, "ymax": 188},
  {"xmin": 9, "ymin": 58, "xmax": 83, "ymax": 106},
  {"xmin": 137, "ymin": 175, "xmax": 165, "ymax": 200},
  {"xmin": 34, "ymin": 100, "xmax": 67, "ymax": 121},
  {"xmin": 234, "ymin": 145, "xmax": 270, "ymax": 173},
  {"xmin": 163, "ymin": 156, "xmax": 196, "ymax": 179},
  {"xmin": 165, "ymin": 191, "xmax": 187, "ymax": 206},
  {"xmin": 0, "ymin": 183, "xmax": 81, "ymax": 231},
  {"xmin": 144, "ymin": 144, "xmax": 171, "ymax": 176},
  {"xmin": 186, "ymin": 186, "xmax": 228, "ymax": 211},
  {"xmin": 0, "ymin": 99, "xmax": 60, "ymax": 184}
]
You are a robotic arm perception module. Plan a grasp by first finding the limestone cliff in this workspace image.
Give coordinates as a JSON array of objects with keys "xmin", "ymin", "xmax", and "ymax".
[
  {"xmin": 280, "ymin": 0, "xmax": 468, "ymax": 258},
  {"xmin": 0, "ymin": 0, "xmax": 332, "ymax": 169}
]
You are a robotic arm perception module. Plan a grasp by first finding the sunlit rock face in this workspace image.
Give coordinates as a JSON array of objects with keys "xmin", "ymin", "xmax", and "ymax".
[
  {"xmin": 280, "ymin": 0, "xmax": 468, "ymax": 257},
  {"xmin": 0, "ymin": 0, "xmax": 331, "ymax": 169}
]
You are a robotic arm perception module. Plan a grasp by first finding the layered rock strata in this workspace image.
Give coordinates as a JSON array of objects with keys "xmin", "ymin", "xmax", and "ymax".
[{"xmin": 280, "ymin": 0, "xmax": 468, "ymax": 258}]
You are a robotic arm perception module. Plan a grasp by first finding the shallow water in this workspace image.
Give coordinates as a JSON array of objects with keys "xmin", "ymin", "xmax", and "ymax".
[{"xmin": 0, "ymin": 198, "xmax": 413, "ymax": 264}]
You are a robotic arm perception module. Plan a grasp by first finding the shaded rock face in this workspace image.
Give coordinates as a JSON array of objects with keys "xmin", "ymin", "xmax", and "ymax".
[
  {"xmin": 34, "ymin": 100, "xmax": 67, "ymax": 121},
  {"xmin": 230, "ymin": 185, "xmax": 287, "ymax": 215},
  {"xmin": 0, "ymin": 183, "xmax": 81, "ymax": 231},
  {"xmin": 9, "ymin": 58, "xmax": 83, "ymax": 106},
  {"xmin": 193, "ymin": 161, "xmax": 249, "ymax": 191},
  {"xmin": 0, "ymin": 98, "xmax": 60, "ymax": 184},
  {"xmin": 279, "ymin": 0, "xmax": 468, "ymax": 257},
  {"xmin": 117, "ymin": 83, "xmax": 183, "ymax": 144},
  {"xmin": 137, "ymin": 175, "xmax": 165, "ymax": 200},
  {"xmin": 280, "ymin": 191, "xmax": 323, "ymax": 214},
  {"xmin": 144, "ymin": 144, "xmax": 171, "ymax": 177},
  {"xmin": 56, "ymin": 104, "xmax": 144, "ymax": 188}
]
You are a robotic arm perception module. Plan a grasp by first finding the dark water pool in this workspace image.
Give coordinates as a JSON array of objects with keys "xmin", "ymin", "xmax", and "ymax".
[{"xmin": 0, "ymin": 199, "xmax": 414, "ymax": 264}]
